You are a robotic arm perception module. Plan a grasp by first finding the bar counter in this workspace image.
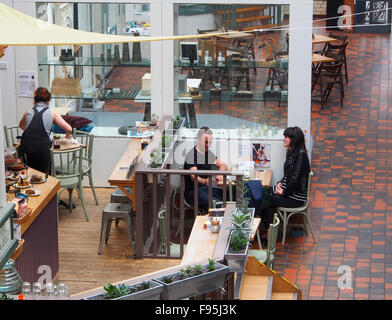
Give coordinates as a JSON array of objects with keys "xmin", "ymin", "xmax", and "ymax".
[{"xmin": 11, "ymin": 168, "xmax": 60, "ymax": 283}]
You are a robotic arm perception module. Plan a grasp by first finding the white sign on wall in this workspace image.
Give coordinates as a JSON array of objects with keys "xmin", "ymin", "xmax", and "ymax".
[{"xmin": 17, "ymin": 71, "xmax": 37, "ymax": 97}]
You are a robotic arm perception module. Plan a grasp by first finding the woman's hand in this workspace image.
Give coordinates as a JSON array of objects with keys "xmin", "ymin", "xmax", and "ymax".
[{"xmin": 275, "ymin": 182, "xmax": 283, "ymax": 195}]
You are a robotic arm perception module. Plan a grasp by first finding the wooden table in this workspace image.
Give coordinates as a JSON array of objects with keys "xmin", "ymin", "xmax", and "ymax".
[
  {"xmin": 181, "ymin": 213, "xmax": 261, "ymax": 266},
  {"xmin": 217, "ymin": 169, "xmax": 273, "ymax": 188},
  {"xmin": 53, "ymin": 137, "xmax": 81, "ymax": 151},
  {"xmin": 108, "ymin": 139, "xmax": 143, "ymax": 210},
  {"xmin": 279, "ymin": 53, "xmax": 336, "ymax": 64},
  {"xmin": 312, "ymin": 53, "xmax": 336, "ymax": 64},
  {"xmin": 312, "ymin": 33, "xmax": 339, "ymax": 45}
]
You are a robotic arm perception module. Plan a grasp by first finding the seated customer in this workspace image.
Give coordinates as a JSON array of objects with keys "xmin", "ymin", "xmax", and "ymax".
[
  {"xmin": 183, "ymin": 127, "xmax": 227, "ymax": 212},
  {"xmin": 261, "ymin": 126, "xmax": 310, "ymax": 232}
]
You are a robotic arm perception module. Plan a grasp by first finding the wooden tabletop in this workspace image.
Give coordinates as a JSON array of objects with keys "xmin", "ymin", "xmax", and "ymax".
[
  {"xmin": 312, "ymin": 33, "xmax": 339, "ymax": 45},
  {"xmin": 181, "ymin": 213, "xmax": 261, "ymax": 266},
  {"xmin": 108, "ymin": 139, "xmax": 143, "ymax": 186},
  {"xmin": 202, "ymin": 30, "xmax": 254, "ymax": 39},
  {"xmin": 279, "ymin": 54, "xmax": 335, "ymax": 65},
  {"xmin": 312, "ymin": 53, "xmax": 336, "ymax": 64},
  {"xmin": 54, "ymin": 137, "xmax": 81, "ymax": 151},
  {"xmin": 217, "ymin": 169, "xmax": 272, "ymax": 188}
]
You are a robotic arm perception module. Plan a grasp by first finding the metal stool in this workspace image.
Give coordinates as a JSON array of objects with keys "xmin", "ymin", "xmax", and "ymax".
[
  {"xmin": 111, "ymin": 187, "xmax": 132, "ymax": 226},
  {"xmin": 98, "ymin": 202, "xmax": 135, "ymax": 255}
]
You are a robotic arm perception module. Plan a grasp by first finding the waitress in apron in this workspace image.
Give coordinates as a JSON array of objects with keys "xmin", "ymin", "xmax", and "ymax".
[{"xmin": 18, "ymin": 87, "xmax": 72, "ymax": 174}]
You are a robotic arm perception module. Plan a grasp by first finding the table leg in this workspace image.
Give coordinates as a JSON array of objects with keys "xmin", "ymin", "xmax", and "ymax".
[
  {"xmin": 187, "ymin": 103, "xmax": 197, "ymax": 128},
  {"xmin": 179, "ymin": 104, "xmax": 189, "ymax": 128},
  {"xmin": 143, "ymin": 102, "xmax": 151, "ymax": 121}
]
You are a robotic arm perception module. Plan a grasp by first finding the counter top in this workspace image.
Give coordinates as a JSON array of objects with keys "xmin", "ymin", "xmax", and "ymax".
[{"xmin": 9, "ymin": 168, "xmax": 60, "ymax": 235}]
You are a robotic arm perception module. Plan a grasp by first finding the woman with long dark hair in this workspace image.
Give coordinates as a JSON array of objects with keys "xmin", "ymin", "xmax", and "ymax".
[
  {"xmin": 260, "ymin": 126, "xmax": 310, "ymax": 234},
  {"xmin": 18, "ymin": 87, "xmax": 72, "ymax": 174}
]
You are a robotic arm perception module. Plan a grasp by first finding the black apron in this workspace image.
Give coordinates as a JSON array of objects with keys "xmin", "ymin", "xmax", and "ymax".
[{"xmin": 19, "ymin": 106, "xmax": 52, "ymax": 174}]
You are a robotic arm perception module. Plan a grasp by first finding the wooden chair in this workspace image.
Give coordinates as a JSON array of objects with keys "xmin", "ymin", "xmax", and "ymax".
[
  {"xmin": 325, "ymin": 33, "xmax": 348, "ymax": 83},
  {"xmin": 50, "ymin": 146, "xmax": 89, "ymax": 221},
  {"xmin": 312, "ymin": 60, "xmax": 345, "ymax": 108},
  {"xmin": 248, "ymin": 213, "xmax": 280, "ymax": 269},
  {"xmin": 4, "ymin": 125, "xmax": 22, "ymax": 148},
  {"xmin": 73, "ymin": 129, "xmax": 99, "ymax": 205},
  {"xmin": 276, "ymin": 171, "xmax": 316, "ymax": 246}
]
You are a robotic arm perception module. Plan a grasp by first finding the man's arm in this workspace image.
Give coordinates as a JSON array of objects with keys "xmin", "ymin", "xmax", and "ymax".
[
  {"xmin": 189, "ymin": 166, "xmax": 209, "ymax": 186},
  {"xmin": 214, "ymin": 157, "xmax": 227, "ymax": 182}
]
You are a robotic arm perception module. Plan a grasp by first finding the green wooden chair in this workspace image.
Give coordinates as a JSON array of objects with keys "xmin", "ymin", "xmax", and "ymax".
[
  {"xmin": 50, "ymin": 146, "xmax": 89, "ymax": 221},
  {"xmin": 4, "ymin": 125, "xmax": 22, "ymax": 147},
  {"xmin": 73, "ymin": 129, "xmax": 99, "ymax": 205},
  {"xmin": 276, "ymin": 171, "xmax": 316, "ymax": 246},
  {"xmin": 248, "ymin": 213, "xmax": 280, "ymax": 269},
  {"xmin": 158, "ymin": 208, "xmax": 185, "ymax": 257}
]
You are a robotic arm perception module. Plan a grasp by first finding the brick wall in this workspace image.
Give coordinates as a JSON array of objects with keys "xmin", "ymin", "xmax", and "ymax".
[{"xmin": 314, "ymin": 0, "xmax": 327, "ymax": 16}]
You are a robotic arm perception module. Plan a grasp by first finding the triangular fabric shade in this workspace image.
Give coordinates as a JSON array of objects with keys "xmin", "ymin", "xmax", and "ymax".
[{"xmin": 0, "ymin": 3, "xmax": 235, "ymax": 46}]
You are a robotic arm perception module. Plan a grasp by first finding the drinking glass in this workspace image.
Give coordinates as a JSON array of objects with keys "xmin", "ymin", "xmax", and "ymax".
[
  {"xmin": 32, "ymin": 282, "xmax": 42, "ymax": 299},
  {"xmin": 21, "ymin": 282, "xmax": 31, "ymax": 296},
  {"xmin": 57, "ymin": 283, "xmax": 69, "ymax": 299},
  {"xmin": 45, "ymin": 282, "xmax": 55, "ymax": 297}
]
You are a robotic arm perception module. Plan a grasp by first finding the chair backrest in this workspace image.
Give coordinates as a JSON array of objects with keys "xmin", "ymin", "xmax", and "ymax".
[
  {"xmin": 4, "ymin": 125, "xmax": 22, "ymax": 148},
  {"xmin": 326, "ymin": 41, "xmax": 347, "ymax": 60},
  {"xmin": 328, "ymin": 33, "xmax": 348, "ymax": 44},
  {"xmin": 73, "ymin": 129, "xmax": 94, "ymax": 164},
  {"xmin": 265, "ymin": 213, "xmax": 280, "ymax": 267},
  {"xmin": 303, "ymin": 171, "xmax": 314, "ymax": 208},
  {"xmin": 50, "ymin": 146, "xmax": 83, "ymax": 182},
  {"xmin": 158, "ymin": 207, "xmax": 169, "ymax": 254},
  {"xmin": 318, "ymin": 61, "xmax": 344, "ymax": 83}
]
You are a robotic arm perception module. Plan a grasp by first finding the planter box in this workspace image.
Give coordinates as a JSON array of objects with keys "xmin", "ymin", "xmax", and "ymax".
[
  {"xmin": 224, "ymin": 229, "xmax": 251, "ymax": 273},
  {"xmin": 84, "ymin": 280, "xmax": 164, "ymax": 300},
  {"xmin": 231, "ymin": 207, "xmax": 255, "ymax": 230},
  {"xmin": 154, "ymin": 262, "xmax": 229, "ymax": 300},
  {"xmin": 146, "ymin": 151, "xmax": 169, "ymax": 184},
  {"xmin": 146, "ymin": 151, "xmax": 169, "ymax": 169}
]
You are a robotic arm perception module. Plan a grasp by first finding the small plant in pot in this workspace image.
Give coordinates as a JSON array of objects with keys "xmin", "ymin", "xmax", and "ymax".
[
  {"xmin": 148, "ymin": 150, "xmax": 167, "ymax": 169},
  {"xmin": 173, "ymin": 115, "xmax": 183, "ymax": 130},
  {"xmin": 160, "ymin": 133, "xmax": 174, "ymax": 151}
]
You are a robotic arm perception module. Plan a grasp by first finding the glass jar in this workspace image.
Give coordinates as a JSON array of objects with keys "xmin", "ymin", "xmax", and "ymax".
[{"xmin": 0, "ymin": 259, "xmax": 23, "ymax": 295}]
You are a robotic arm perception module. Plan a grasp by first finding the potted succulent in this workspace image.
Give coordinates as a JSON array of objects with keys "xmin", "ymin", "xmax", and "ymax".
[
  {"xmin": 173, "ymin": 115, "xmax": 184, "ymax": 131},
  {"xmin": 84, "ymin": 280, "xmax": 164, "ymax": 300},
  {"xmin": 233, "ymin": 179, "xmax": 255, "ymax": 229},
  {"xmin": 147, "ymin": 150, "xmax": 168, "ymax": 169},
  {"xmin": 224, "ymin": 228, "xmax": 252, "ymax": 273},
  {"xmin": 158, "ymin": 132, "xmax": 174, "ymax": 152},
  {"xmin": 154, "ymin": 259, "xmax": 229, "ymax": 300},
  {"xmin": 224, "ymin": 177, "xmax": 253, "ymax": 272}
]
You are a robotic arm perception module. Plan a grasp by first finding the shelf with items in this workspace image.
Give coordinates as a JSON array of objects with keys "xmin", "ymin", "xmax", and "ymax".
[
  {"xmin": 50, "ymin": 89, "xmax": 141, "ymax": 101},
  {"xmin": 174, "ymin": 57, "xmax": 288, "ymax": 70},
  {"xmin": 38, "ymin": 57, "xmax": 151, "ymax": 68},
  {"xmin": 174, "ymin": 90, "xmax": 288, "ymax": 103}
]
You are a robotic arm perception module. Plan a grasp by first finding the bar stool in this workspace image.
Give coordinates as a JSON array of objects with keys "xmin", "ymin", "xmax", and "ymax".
[
  {"xmin": 98, "ymin": 202, "xmax": 135, "ymax": 255},
  {"xmin": 110, "ymin": 187, "xmax": 132, "ymax": 226}
]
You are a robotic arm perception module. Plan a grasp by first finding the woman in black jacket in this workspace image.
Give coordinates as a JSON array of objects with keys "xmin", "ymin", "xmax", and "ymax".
[{"xmin": 260, "ymin": 126, "xmax": 310, "ymax": 235}]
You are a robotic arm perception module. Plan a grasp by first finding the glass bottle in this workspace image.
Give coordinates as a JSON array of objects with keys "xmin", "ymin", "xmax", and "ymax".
[{"xmin": 0, "ymin": 259, "xmax": 23, "ymax": 295}]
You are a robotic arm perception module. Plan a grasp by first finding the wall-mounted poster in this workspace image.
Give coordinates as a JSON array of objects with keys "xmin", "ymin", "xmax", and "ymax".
[{"xmin": 252, "ymin": 143, "xmax": 271, "ymax": 168}]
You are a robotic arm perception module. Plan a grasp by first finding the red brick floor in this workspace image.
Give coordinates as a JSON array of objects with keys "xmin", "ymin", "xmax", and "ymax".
[
  {"xmin": 104, "ymin": 27, "xmax": 392, "ymax": 300},
  {"xmin": 271, "ymin": 29, "xmax": 392, "ymax": 300}
]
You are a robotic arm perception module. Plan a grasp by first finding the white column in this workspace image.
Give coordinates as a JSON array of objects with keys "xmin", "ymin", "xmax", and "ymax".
[
  {"xmin": 0, "ymin": 75, "xmax": 6, "ymax": 207},
  {"xmin": 288, "ymin": 0, "xmax": 313, "ymax": 144},
  {"xmin": 160, "ymin": 1, "xmax": 174, "ymax": 119},
  {"xmin": 150, "ymin": 2, "xmax": 163, "ymax": 120}
]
